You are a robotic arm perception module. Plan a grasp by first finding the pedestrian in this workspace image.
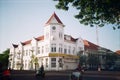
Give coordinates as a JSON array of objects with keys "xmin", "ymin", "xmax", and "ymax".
[
  {"xmin": 98, "ymin": 66, "xmax": 101, "ymax": 71},
  {"xmin": 76, "ymin": 64, "xmax": 83, "ymax": 72},
  {"xmin": 40, "ymin": 65, "xmax": 44, "ymax": 74},
  {"xmin": 40, "ymin": 65, "xmax": 45, "ymax": 78},
  {"xmin": 36, "ymin": 64, "xmax": 45, "ymax": 79}
]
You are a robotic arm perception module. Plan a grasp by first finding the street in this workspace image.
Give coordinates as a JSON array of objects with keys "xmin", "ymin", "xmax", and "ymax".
[{"xmin": 11, "ymin": 70, "xmax": 120, "ymax": 80}]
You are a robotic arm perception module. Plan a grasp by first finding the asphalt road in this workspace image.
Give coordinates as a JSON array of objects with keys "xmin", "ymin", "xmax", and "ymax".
[{"xmin": 11, "ymin": 70, "xmax": 120, "ymax": 80}]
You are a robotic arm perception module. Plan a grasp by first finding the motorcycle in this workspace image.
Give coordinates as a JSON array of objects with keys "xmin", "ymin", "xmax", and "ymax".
[
  {"xmin": 35, "ymin": 69, "xmax": 45, "ymax": 79},
  {"xmin": 70, "ymin": 71, "xmax": 83, "ymax": 80}
]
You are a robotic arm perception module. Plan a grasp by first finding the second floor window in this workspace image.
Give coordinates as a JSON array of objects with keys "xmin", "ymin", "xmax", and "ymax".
[
  {"xmin": 45, "ymin": 45, "xmax": 49, "ymax": 53},
  {"xmin": 51, "ymin": 44, "xmax": 56, "ymax": 52},
  {"xmin": 38, "ymin": 47, "xmax": 40, "ymax": 54},
  {"xmin": 42, "ymin": 46, "xmax": 44, "ymax": 53}
]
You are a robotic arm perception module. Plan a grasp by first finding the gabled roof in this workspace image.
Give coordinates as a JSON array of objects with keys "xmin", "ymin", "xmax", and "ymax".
[
  {"xmin": 45, "ymin": 12, "xmax": 63, "ymax": 25},
  {"xmin": 83, "ymin": 40, "xmax": 99, "ymax": 50},
  {"xmin": 21, "ymin": 40, "xmax": 32, "ymax": 46},
  {"xmin": 20, "ymin": 36, "xmax": 44, "ymax": 46},
  {"xmin": 35, "ymin": 35, "xmax": 44, "ymax": 41},
  {"xmin": 64, "ymin": 34, "xmax": 78, "ymax": 42},
  {"xmin": 19, "ymin": 35, "xmax": 76, "ymax": 46},
  {"xmin": 12, "ymin": 44, "xmax": 18, "ymax": 48},
  {"xmin": 116, "ymin": 50, "xmax": 120, "ymax": 55}
]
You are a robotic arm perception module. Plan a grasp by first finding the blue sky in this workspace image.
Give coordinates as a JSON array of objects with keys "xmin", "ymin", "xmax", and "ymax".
[{"xmin": 0, "ymin": 0, "xmax": 120, "ymax": 53}]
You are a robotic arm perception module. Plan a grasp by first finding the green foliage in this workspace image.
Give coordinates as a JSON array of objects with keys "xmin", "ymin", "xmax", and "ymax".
[
  {"xmin": 87, "ymin": 54, "xmax": 100, "ymax": 65},
  {"xmin": 30, "ymin": 54, "xmax": 38, "ymax": 70},
  {"xmin": 53, "ymin": 0, "xmax": 120, "ymax": 29},
  {"xmin": 0, "ymin": 49, "xmax": 10, "ymax": 67},
  {"xmin": 79, "ymin": 55, "xmax": 87, "ymax": 66},
  {"xmin": 105, "ymin": 53, "xmax": 118, "ymax": 68}
]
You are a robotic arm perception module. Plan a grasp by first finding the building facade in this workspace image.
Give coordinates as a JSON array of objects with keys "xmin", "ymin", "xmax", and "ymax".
[
  {"xmin": 9, "ymin": 13, "xmax": 84, "ymax": 70},
  {"xmin": 83, "ymin": 40, "xmax": 114, "ymax": 70}
]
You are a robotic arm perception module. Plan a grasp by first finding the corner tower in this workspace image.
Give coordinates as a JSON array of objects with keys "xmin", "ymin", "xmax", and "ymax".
[{"xmin": 44, "ymin": 12, "xmax": 65, "ymax": 53}]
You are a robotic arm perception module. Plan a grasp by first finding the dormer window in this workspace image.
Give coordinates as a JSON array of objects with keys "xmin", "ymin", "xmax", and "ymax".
[{"xmin": 52, "ymin": 26, "xmax": 56, "ymax": 30}]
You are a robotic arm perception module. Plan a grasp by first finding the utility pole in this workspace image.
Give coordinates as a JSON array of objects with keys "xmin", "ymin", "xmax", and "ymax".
[
  {"xmin": 118, "ymin": 29, "xmax": 120, "ymax": 49},
  {"xmin": 96, "ymin": 25, "xmax": 101, "ymax": 71},
  {"xmin": 96, "ymin": 26, "xmax": 99, "ymax": 46}
]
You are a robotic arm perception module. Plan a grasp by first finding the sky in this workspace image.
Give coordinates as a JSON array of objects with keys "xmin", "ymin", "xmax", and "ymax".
[{"xmin": 0, "ymin": 0, "xmax": 120, "ymax": 53}]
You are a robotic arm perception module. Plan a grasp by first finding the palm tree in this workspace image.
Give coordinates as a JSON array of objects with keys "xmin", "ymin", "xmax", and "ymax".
[
  {"xmin": 30, "ymin": 54, "xmax": 38, "ymax": 70},
  {"xmin": 34, "ymin": 57, "xmax": 39, "ymax": 70}
]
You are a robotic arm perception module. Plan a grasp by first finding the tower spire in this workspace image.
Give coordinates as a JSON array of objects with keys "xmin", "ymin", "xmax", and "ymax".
[{"xmin": 45, "ymin": 12, "xmax": 63, "ymax": 25}]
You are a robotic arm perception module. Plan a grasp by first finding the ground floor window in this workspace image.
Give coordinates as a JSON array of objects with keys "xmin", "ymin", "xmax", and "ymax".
[
  {"xmin": 59, "ymin": 58, "xmax": 63, "ymax": 68},
  {"xmin": 46, "ymin": 58, "xmax": 48, "ymax": 67},
  {"xmin": 51, "ymin": 58, "xmax": 56, "ymax": 67}
]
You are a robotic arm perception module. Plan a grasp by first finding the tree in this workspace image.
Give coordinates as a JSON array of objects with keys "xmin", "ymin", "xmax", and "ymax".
[
  {"xmin": 87, "ymin": 54, "xmax": 100, "ymax": 69},
  {"xmin": 30, "ymin": 54, "xmax": 38, "ymax": 70},
  {"xmin": 77, "ymin": 51, "xmax": 84, "ymax": 65},
  {"xmin": 105, "ymin": 53, "xmax": 117, "ymax": 69},
  {"xmin": 79, "ymin": 55, "xmax": 87, "ymax": 69},
  {"xmin": 0, "ymin": 49, "xmax": 10, "ymax": 68},
  {"xmin": 53, "ymin": 0, "xmax": 120, "ymax": 29}
]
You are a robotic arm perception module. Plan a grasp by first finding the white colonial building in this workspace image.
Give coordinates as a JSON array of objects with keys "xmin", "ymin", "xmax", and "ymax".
[{"xmin": 9, "ymin": 12, "xmax": 84, "ymax": 70}]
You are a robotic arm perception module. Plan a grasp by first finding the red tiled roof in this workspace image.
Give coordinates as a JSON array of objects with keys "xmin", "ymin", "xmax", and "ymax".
[
  {"xmin": 21, "ymin": 36, "xmax": 44, "ymax": 46},
  {"xmin": 83, "ymin": 40, "xmax": 99, "ymax": 50},
  {"xmin": 12, "ymin": 44, "xmax": 18, "ymax": 48},
  {"xmin": 35, "ymin": 35, "xmax": 44, "ymax": 41},
  {"xmin": 116, "ymin": 50, "xmax": 120, "ymax": 55},
  {"xmin": 21, "ymin": 40, "xmax": 32, "ymax": 46},
  {"xmin": 45, "ymin": 12, "xmax": 63, "ymax": 25}
]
